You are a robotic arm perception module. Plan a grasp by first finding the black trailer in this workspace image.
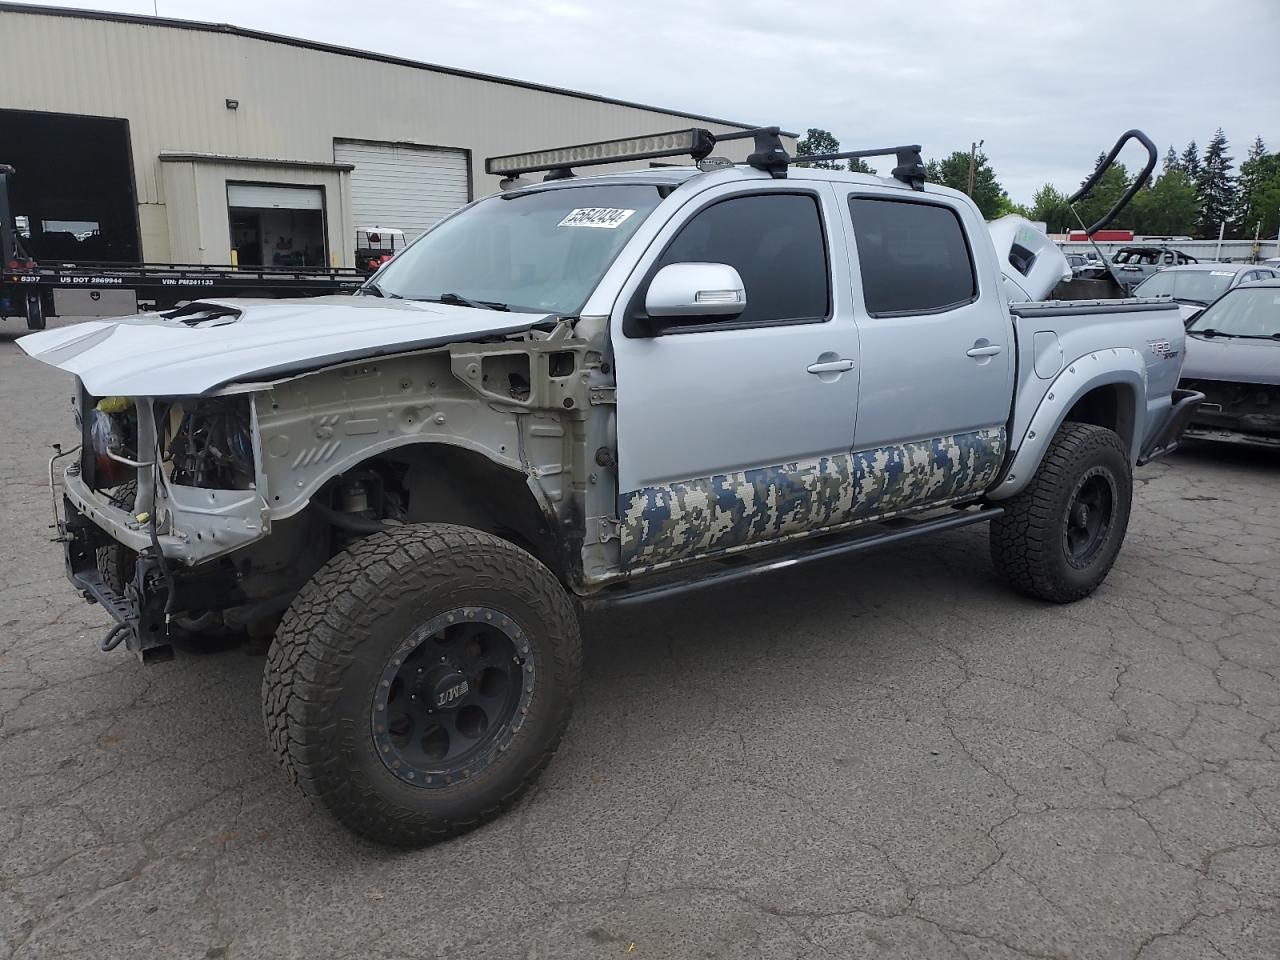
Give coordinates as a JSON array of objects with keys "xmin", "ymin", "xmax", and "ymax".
[{"xmin": 2, "ymin": 163, "xmax": 364, "ymax": 330}]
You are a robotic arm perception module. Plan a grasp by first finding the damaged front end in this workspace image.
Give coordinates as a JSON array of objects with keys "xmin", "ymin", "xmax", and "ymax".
[
  {"xmin": 56, "ymin": 385, "xmax": 273, "ymax": 661},
  {"xmin": 1180, "ymin": 379, "xmax": 1280, "ymax": 449}
]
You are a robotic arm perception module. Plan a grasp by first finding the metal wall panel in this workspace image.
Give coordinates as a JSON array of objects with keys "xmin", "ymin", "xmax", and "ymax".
[
  {"xmin": 334, "ymin": 141, "xmax": 469, "ymax": 241},
  {"xmin": 0, "ymin": 7, "xmax": 782, "ymax": 263}
]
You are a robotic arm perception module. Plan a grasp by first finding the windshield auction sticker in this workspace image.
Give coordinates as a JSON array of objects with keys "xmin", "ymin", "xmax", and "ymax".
[{"xmin": 558, "ymin": 208, "xmax": 636, "ymax": 229}]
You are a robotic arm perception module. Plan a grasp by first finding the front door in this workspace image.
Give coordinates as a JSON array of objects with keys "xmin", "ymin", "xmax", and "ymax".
[{"xmin": 611, "ymin": 183, "xmax": 860, "ymax": 570}]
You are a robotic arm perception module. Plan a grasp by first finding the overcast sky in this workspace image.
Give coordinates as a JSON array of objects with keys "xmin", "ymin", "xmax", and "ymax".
[{"xmin": 13, "ymin": 0, "xmax": 1280, "ymax": 202}]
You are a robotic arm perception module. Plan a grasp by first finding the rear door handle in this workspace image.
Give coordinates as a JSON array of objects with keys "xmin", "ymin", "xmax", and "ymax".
[
  {"xmin": 806, "ymin": 358, "xmax": 855, "ymax": 374},
  {"xmin": 966, "ymin": 344, "xmax": 1003, "ymax": 358}
]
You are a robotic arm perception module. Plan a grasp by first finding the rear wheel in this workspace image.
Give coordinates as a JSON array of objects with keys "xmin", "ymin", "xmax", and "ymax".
[
  {"xmin": 262, "ymin": 523, "xmax": 581, "ymax": 846},
  {"xmin": 990, "ymin": 422, "xmax": 1132, "ymax": 603}
]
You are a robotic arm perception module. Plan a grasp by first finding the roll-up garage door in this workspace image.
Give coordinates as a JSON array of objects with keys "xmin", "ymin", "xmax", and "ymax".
[
  {"xmin": 334, "ymin": 141, "xmax": 469, "ymax": 242},
  {"xmin": 226, "ymin": 183, "xmax": 323, "ymax": 210}
]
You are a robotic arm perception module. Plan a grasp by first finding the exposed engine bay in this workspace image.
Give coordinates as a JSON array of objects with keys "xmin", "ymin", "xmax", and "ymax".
[{"xmin": 84, "ymin": 393, "xmax": 257, "ymax": 492}]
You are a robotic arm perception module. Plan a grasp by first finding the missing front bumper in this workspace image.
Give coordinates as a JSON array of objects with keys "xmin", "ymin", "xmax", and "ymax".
[{"xmin": 61, "ymin": 498, "xmax": 173, "ymax": 663}]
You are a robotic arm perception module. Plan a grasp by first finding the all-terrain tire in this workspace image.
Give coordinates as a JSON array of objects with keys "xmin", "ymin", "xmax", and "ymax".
[
  {"xmin": 262, "ymin": 523, "xmax": 581, "ymax": 847},
  {"xmin": 990, "ymin": 422, "xmax": 1132, "ymax": 603}
]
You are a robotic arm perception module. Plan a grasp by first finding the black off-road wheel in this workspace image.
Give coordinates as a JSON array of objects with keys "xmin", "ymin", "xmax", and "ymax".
[
  {"xmin": 990, "ymin": 422, "xmax": 1132, "ymax": 603},
  {"xmin": 262, "ymin": 523, "xmax": 581, "ymax": 847}
]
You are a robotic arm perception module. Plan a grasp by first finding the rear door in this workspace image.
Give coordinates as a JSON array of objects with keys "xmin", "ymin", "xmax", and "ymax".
[
  {"xmin": 839, "ymin": 189, "xmax": 1012, "ymax": 507},
  {"xmin": 611, "ymin": 181, "xmax": 860, "ymax": 569}
]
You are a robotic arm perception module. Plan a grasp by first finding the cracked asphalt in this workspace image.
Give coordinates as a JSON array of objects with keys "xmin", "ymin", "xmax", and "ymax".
[{"xmin": 2, "ymin": 317, "xmax": 1279, "ymax": 960}]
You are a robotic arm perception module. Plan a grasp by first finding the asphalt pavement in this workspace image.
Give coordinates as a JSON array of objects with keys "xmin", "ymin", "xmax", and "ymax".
[{"xmin": 2, "ymin": 317, "xmax": 1278, "ymax": 959}]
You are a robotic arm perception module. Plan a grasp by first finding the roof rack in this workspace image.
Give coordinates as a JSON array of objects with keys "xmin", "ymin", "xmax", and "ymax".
[
  {"xmin": 485, "ymin": 128, "xmax": 927, "ymax": 190},
  {"xmin": 793, "ymin": 145, "xmax": 926, "ymax": 191}
]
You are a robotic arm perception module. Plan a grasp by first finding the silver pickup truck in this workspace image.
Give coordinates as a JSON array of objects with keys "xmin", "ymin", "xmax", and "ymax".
[{"xmin": 20, "ymin": 126, "xmax": 1202, "ymax": 846}]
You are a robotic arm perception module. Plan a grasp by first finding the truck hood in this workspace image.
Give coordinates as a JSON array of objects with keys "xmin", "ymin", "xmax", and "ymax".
[
  {"xmin": 17, "ymin": 297, "xmax": 553, "ymax": 396},
  {"xmin": 1181, "ymin": 332, "xmax": 1280, "ymax": 387}
]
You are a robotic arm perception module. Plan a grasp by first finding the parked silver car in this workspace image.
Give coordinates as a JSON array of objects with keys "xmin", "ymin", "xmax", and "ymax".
[
  {"xmin": 1134, "ymin": 262, "xmax": 1280, "ymax": 321},
  {"xmin": 1110, "ymin": 245, "xmax": 1198, "ymax": 290},
  {"xmin": 1179, "ymin": 279, "xmax": 1280, "ymax": 448}
]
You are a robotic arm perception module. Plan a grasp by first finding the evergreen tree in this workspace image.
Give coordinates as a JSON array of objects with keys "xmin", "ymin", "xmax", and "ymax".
[
  {"xmin": 1234, "ymin": 136, "xmax": 1268, "ymax": 232},
  {"xmin": 1162, "ymin": 146, "xmax": 1180, "ymax": 174},
  {"xmin": 1237, "ymin": 142, "xmax": 1280, "ymax": 239},
  {"xmin": 1196, "ymin": 128, "xmax": 1235, "ymax": 237},
  {"xmin": 1180, "ymin": 140, "xmax": 1202, "ymax": 184},
  {"xmin": 1074, "ymin": 162, "xmax": 1132, "ymax": 232},
  {"xmin": 1080, "ymin": 152, "xmax": 1108, "ymax": 191}
]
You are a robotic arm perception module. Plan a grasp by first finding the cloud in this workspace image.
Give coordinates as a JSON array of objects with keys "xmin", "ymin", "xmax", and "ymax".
[{"xmin": 9, "ymin": 0, "xmax": 1279, "ymax": 202}]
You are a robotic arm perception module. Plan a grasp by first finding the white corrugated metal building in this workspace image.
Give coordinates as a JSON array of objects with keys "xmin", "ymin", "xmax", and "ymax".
[{"xmin": 0, "ymin": 3, "xmax": 778, "ymax": 269}]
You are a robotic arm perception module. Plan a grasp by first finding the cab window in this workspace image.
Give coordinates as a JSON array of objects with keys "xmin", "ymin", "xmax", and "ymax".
[
  {"xmin": 848, "ymin": 197, "xmax": 977, "ymax": 316},
  {"xmin": 651, "ymin": 192, "xmax": 830, "ymax": 327}
]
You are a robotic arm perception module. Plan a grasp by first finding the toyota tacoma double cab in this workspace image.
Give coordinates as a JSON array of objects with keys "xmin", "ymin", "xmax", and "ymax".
[{"xmin": 21, "ymin": 126, "xmax": 1202, "ymax": 845}]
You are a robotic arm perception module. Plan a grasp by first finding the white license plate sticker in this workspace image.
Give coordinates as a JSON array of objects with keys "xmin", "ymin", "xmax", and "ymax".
[{"xmin": 558, "ymin": 207, "xmax": 636, "ymax": 229}]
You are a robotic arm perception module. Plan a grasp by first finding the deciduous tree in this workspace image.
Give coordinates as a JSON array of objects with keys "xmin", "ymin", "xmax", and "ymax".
[
  {"xmin": 1029, "ymin": 184, "xmax": 1073, "ymax": 233},
  {"xmin": 926, "ymin": 150, "xmax": 1006, "ymax": 219},
  {"xmin": 1131, "ymin": 170, "xmax": 1199, "ymax": 237}
]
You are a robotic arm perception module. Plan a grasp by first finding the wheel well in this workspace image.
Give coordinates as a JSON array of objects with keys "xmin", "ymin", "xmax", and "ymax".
[
  {"xmin": 1064, "ymin": 383, "xmax": 1136, "ymax": 455},
  {"xmin": 350, "ymin": 444, "xmax": 567, "ymax": 582}
]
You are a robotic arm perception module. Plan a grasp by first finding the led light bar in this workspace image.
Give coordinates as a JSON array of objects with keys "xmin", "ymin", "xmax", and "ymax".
[{"xmin": 485, "ymin": 128, "xmax": 716, "ymax": 177}]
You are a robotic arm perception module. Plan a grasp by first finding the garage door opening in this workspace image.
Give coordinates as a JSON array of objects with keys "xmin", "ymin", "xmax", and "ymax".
[
  {"xmin": 227, "ymin": 183, "xmax": 327, "ymax": 268},
  {"xmin": 0, "ymin": 109, "xmax": 141, "ymax": 264}
]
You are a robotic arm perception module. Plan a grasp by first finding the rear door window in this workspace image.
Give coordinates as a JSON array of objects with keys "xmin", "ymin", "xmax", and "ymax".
[{"xmin": 848, "ymin": 197, "xmax": 977, "ymax": 316}]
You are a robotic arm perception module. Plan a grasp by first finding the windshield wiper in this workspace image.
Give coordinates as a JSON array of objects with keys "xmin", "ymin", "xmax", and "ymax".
[
  {"xmin": 361, "ymin": 280, "xmax": 400, "ymax": 299},
  {"xmin": 1193, "ymin": 328, "xmax": 1236, "ymax": 338},
  {"xmin": 424, "ymin": 292, "xmax": 510, "ymax": 312},
  {"xmin": 1203, "ymin": 332, "xmax": 1280, "ymax": 341}
]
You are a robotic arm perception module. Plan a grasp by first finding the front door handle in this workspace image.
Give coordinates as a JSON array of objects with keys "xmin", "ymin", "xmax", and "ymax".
[
  {"xmin": 966, "ymin": 343, "xmax": 1003, "ymax": 358},
  {"xmin": 806, "ymin": 358, "xmax": 856, "ymax": 374}
]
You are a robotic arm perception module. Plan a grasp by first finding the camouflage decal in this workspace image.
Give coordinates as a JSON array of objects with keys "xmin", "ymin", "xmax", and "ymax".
[{"xmin": 619, "ymin": 427, "xmax": 1005, "ymax": 569}]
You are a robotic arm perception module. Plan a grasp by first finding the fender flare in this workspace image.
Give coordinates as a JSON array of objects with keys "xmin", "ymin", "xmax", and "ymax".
[{"xmin": 985, "ymin": 347, "xmax": 1146, "ymax": 501}]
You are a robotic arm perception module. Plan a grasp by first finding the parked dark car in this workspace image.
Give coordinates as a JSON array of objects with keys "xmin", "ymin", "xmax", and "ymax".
[{"xmin": 1178, "ymin": 279, "xmax": 1280, "ymax": 448}]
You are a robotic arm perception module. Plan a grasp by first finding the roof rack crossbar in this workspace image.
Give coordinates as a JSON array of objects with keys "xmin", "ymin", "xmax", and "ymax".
[{"xmin": 794, "ymin": 145, "xmax": 927, "ymax": 191}]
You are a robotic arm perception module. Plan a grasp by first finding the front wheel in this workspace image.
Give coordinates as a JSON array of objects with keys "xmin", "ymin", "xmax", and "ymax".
[
  {"xmin": 262, "ymin": 523, "xmax": 581, "ymax": 846},
  {"xmin": 989, "ymin": 422, "xmax": 1132, "ymax": 603}
]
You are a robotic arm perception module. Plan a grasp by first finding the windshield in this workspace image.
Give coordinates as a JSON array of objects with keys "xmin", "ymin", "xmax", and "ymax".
[
  {"xmin": 368, "ymin": 184, "xmax": 665, "ymax": 314},
  {"xmin": 1187, "ymin": 286, "xmax": 1280, "ymax": 337},
  {"xmin": 1134, "ymin": 269, "xmax": 1234, "ymax": 304}
]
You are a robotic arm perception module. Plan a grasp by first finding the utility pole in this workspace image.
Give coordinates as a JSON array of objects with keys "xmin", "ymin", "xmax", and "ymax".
[{"xmin": 966, "ymin": 139, "xmax": 984, "ymax": 197}]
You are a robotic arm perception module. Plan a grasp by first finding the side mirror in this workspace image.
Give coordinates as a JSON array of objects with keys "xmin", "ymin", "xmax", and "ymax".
[{"xmin": 644, "ymin": 262, "xmax": 746, "ymax": 320}]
